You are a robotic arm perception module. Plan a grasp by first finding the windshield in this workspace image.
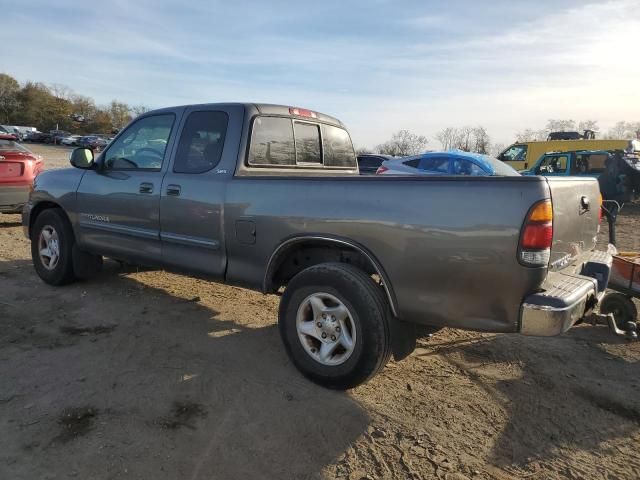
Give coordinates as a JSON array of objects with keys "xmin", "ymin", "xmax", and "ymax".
[
  {"xmin": 0, "ymin": 139, "xmax": 32, "ymax": 153},
  {"xmin": 500, "ymin": 145, "xmax": 527, "ymax": 161}
]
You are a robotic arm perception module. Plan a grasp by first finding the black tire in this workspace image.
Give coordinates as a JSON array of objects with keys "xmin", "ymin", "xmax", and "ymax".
[
  {"xmin": 279, "ymin": 263, "xmax": 391, "ymax": 390},
  {"xmin": 600, "ymin": 293, "xmax": 638, "ymax": 330},
  {"xmin": 31, "ymin": 208, "xmax": 77, "ymax": 285}
]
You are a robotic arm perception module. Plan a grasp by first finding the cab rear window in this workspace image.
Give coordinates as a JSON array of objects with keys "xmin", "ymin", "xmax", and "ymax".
[{"xmin": 248, "ymin": 116, "xmax": 356, "ymax": 168}]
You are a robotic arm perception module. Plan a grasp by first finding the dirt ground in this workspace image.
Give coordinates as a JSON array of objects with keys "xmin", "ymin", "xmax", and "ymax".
[{"xmin": 1, "ymin": 145, "xmax": 639, "ymax": 480}]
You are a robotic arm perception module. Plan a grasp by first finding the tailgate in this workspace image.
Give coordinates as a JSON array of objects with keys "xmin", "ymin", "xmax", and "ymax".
[{"xmin": 545, "ymin": 177, "xmax": 601, "ymax": 270}]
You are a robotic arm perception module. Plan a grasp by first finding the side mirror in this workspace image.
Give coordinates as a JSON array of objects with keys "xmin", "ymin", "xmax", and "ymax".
[{"xmin": 70, "ymin": 147, "xmax": 95, "ymax": 169}]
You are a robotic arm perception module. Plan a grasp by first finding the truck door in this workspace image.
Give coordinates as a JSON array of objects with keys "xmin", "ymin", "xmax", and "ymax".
[
  {"xmin": 159, "ymin": 105, "xmax": 240, "ymax": 277},
  {"xmin": 75, "ymin": 112, "xmax": 179, "ymax": 264}
]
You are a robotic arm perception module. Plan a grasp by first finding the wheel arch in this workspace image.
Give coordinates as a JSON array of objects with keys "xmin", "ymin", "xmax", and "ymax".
[
  {"xmin": 29, "ymin": 201, "xmax": 70, "ymax": 238},
  {"xmin": 263, "ymin": 235, "xmax": 399, "ymax": 318}
]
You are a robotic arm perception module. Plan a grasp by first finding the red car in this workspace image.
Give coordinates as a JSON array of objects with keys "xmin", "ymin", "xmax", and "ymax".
[{"xmin": 0, "ymin": 134, "xmax": 43, "ymax": 214}]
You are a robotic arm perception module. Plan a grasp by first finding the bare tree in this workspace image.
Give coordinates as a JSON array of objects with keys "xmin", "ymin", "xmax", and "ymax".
[
  {"xmin": 436, "ymin": 127, "xmax": 458, "ymax": 150},
  {"xmin": 606, "ymin": 121, "xmax": 640, "ymax": 139},
  {"xmin": 437, "ymin": 126, "xmax": 491, "ymax": 154},
  {"xmin": 377, "ymin": 130, "xmax": 429, "ymax": 156},
  {"xmin": 472, "ymin": 127, "xmax": 490, "ymax": 154},
  {"xmin": 130, "ymin": 105, "xmax": 151, "ymax": 118},
  {"xmin": 49, "ymin": 83, "xmax": 73, "ymax": 100},
  {"xmin": 546, "ymin": 119, "xmax": 576, "ymax": 132},
  {"xmin": 490, "ymin": 143, "xmax": 505, "ymax": 158},
  {"xmin": 578, "ymin": 120, "xmax": 599, "ymax": 133}
]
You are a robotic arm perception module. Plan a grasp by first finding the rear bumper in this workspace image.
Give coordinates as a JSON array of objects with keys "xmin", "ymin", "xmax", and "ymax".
[
  {"xmin": 0, "ymin": 185, "xmax": 30, "ymax": 213},
  {"xmin": 519, "ymin": 250, "xmax": 612, "ymax": 336}
]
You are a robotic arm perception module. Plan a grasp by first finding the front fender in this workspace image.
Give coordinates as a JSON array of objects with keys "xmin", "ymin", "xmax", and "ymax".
[{"xmin": 23, "ymin": 168, "xmax": 85, "ymax": 238}]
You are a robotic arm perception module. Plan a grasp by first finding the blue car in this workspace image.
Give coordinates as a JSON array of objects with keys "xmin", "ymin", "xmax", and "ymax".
[{"xmin": 377, "ymin": 150, "xmax": 519, "ymax": 176}]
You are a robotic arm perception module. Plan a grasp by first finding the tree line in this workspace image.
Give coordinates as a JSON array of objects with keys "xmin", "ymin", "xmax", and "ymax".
[
  {"xmin": 365, "ymin": 127, "xmax": 499, "ymax": 157},
  {"xmin": 0, "ymin": 73, "xmax": 149, "ymax": 134}
]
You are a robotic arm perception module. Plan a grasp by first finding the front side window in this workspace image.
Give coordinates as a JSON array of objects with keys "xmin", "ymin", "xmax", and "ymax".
[
  {"xmin": 103, "ymin": 114, "xmax": 175, "ymax": 170},
  {"xmin": 174, "ymin": 111, "xmax": 228, "ymax": 174},
  {"xmin": 500, "ymin": 145, "xmax": 528, "ymax": 162},
  {"xmin": 451, "ymin": 159, "xmax": 485, "ymax": 176},
  {"xmin": 294, "ymin": 122, "xmax": 321, "ymax": 163},
  {"xmin": 537, "ymin": 155, "xmax": 568, "ymax": 174},
  {"xmin": 417, "ymin": 156, "xmax": 449, "ymax": 173},
  {"xmin": 248, "ymin": 117, "xmax": 295, "ymax": 166}
]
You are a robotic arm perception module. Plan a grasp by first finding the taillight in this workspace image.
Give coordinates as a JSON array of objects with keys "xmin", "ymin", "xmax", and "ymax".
[
  {"xmin": 519, "ymin": 199, "xmax": 553, "ymax": 266},
  {"xmin": 598, "ymin": 193, "xmax": 603, "ymax": 223},
  {"xmin": 376, "ymin": 165, "xmax": 389, "ymax": 174}
]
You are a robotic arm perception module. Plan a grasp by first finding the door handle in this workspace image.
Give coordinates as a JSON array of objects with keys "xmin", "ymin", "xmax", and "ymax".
[
  {"xmin": 139, "ymin": 182, "xmax": 154, "ymax": 194},
  {"xmin": 166, "ymin": 184, "xmax": 181, "ymax": 196}
]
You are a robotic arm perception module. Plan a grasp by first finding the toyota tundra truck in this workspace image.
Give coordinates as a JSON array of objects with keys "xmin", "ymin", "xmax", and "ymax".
[{"xmin": 22, "ymin": 103, "xmax": 612, "ymax": 389}]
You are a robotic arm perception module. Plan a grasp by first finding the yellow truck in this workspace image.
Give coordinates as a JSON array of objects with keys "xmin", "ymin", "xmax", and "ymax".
[{"xmin": 497, "ymin": 139, "xmax": 628, "ymax": 171}]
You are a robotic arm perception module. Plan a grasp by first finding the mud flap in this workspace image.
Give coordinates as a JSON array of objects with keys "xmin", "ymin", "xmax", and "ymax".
[
  {"xmin": 72, "ymin": 246, "xmax": 103, "ymax": 279},
  {"xmin": 389, "ymin": 318, "xmax": 417, "ymax": 361}
]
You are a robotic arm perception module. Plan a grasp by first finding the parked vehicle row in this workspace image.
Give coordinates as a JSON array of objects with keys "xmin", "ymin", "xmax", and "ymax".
[
  {"xmin": 21, "ymin": 102, "xmax": 612, "ymax": 389},
  {"xmin": 24, "ymin": 131, "xmax": 112, "ymax": 149}
]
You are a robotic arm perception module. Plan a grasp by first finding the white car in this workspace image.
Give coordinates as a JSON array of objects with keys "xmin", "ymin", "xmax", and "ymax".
[{"xmin": 61, "ymin": 135, "xmax": 82, "ymax": 146}]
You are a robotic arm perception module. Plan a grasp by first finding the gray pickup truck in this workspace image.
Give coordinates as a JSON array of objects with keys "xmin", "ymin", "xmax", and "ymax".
[{"xmin": 22, "ymin": 103, "xmax": 612, "ymax": 389}]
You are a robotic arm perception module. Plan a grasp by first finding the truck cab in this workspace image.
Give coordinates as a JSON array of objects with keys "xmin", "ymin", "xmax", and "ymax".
[{"xmin": 523, "ymin": 150, "xmax": 610, "ymax": 177}]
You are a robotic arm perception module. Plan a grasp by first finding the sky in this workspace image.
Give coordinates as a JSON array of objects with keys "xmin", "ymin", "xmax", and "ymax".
[{"xmin": 1, "ymin": 0, "xmax": 639, "ymax": 149}]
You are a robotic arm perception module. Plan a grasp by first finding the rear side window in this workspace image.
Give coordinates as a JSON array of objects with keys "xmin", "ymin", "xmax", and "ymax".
[
  {"xmin": 294, "ymin": 122, "xmax": 321, "ymax": 163},
  {"xmin": 322, "ymin": 124, "xmax": 356, "ymax": 168},
  {"xmin": 248, "ymin": 117, "xmax": 295, "ymax": 166},
  {"xmin": 174, "ymin": 111, "xmax": 228, "ymax": 174},
  {"xmin": 248, "ymin": 117, "xmax": 356, "ymax": 168},
  {"xmin": 576, "ymin": 153, "xmax": 607, "ymax": 174}
]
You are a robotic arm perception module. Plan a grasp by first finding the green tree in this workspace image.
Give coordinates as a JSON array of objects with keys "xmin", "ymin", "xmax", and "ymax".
[
  {"xmin": 85, "ymin": 110, "xmax": 112, "ymax": 133},
  {"xmin": 0, "ymin": 73, "xmax": 20, "ymax": 123},
  {"xmin": 107, "ymin": 100, "xmax": 132, "ymax": 130}
]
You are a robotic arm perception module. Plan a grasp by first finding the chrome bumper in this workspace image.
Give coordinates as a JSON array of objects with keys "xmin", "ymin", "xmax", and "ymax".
[{"xmin": 519, "ymin": 250, "xmax": 612, "ymax": 336}]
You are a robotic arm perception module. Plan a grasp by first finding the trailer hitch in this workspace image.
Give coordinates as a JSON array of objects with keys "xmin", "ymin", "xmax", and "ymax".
[{"xmin": 586, "ymin": 312, "xmax": 638, "ymax": 341}]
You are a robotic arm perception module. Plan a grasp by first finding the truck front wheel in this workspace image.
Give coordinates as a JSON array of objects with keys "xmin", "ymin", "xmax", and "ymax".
[
  {"xmin": 278, "ymin": 263, "xmax": 391, "ymax": 389},
  {"xmin": 31, "ymin": 209, "xmax": 77, "ymax": 286}
]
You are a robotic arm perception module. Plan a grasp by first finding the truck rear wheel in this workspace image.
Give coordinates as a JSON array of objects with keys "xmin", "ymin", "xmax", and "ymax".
[
  {"xmin": 31, "ymin": 209, "xmax": 77, "ymax": 286},
  {"xmin": 278, "ymin": 263, "xmax": 391, "ymax": 389}
]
